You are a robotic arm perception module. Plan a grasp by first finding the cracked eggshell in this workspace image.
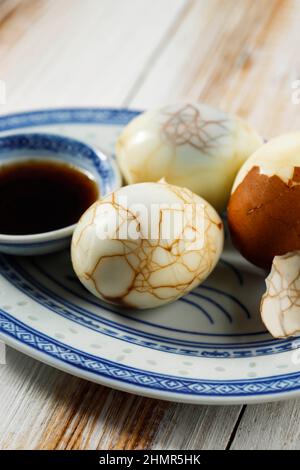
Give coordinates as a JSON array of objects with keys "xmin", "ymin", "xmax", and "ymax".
[
  {"xmin": 116, "ymin": 103, "xmax": 262, "ymax": 212},
  {"xmin": 71, "ymin": 181, "xmax": 223, "ymax": 309},
  {"xmin": 227, "ymin": 132, "xmax": 300, "ymax": 269},
  {"xmin": 261, "ymin": 251, "xmax": 300, "ymax": 338}
]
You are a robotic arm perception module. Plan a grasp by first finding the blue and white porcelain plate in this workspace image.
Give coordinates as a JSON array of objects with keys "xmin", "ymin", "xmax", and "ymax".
[{"xmin": 0, "ymin": 108, "xmax": 299, "ymax": 404}]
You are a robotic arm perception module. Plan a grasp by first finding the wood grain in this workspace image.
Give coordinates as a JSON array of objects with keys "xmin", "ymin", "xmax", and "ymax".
[
  {"xmin": 0, "ymin": 348, "xmax": 241, "ymax": 450},
  {"xmin": 132, "ymin": 0, "xmax": 300, "ymax": 138},
  {"xmin": 231, "ymin": 400, "xmax": 300, "ymax": 449},
  {"xmin": 0, "ymin": 0, "xmax": 187, "ymax": 112},
  {"xmin": 1, "ymin": 0, "xmax": 300, "ymax": 450},
  {"xmin": 0, "ymin": 0, "xmax": 22, "ymax": 23}
]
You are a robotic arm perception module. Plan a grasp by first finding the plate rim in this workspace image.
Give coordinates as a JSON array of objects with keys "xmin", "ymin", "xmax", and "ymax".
[{"xmin": 2, "ymin": 309, "xmax": 300, "ymax": 405}]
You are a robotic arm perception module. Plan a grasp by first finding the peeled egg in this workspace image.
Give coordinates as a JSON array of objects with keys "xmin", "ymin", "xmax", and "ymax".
[
  {"xmin": 116, "ymin": 103, "xmax": 263, "ymax": 212},
  {"xmin": 71, "ymin": 181, "xmax": 223, "ymax": 309}
]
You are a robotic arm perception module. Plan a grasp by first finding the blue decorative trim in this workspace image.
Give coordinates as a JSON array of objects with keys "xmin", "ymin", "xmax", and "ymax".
[
  {"xmin": 189, "ymin": 291, "xmax": 233, "ymax": 323},
  {"xmin": 0, "ymin": 108, "xmax": 140, "ymax": 132},
  {"xmin": 1, "ymin": 308, "xmax": 300, "ymax": 398},
  {"xmin": 30, "ymin": 259, "xmax": 258, "ymax": 339},
  {"xmin": 199, "ymin": 285, "xmax": 251, "ymax": 319},
  {"xmin": 25, "ymin": 257, "xmax": 255, "ymax": 339},
  {"xmin": 0, "ymin": 132, "xmax": 117, "ymax": 195},
  {"xmin": 219, "ymin": 259, "xmax": 244, "ymax": 286},
  {"xmin": 0, "ymin": 254, "xmax": 295, "ymax": 359}
]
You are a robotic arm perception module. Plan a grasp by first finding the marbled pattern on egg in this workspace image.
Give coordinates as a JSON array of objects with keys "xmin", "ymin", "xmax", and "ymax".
[
  {"xmin": 261, "ymin": 251, "xmax": 300, "ymax": 338},
  {"xmin": 71, "ymin": 181, "xmax": 223, "ymax": 309},
  {"xmin": 116, "ymin": 103, "xmax": 263, "ymax": 212}
]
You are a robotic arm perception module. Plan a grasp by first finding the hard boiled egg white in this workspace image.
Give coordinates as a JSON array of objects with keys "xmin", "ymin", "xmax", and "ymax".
[
  {"xmin": 71, "ymin": 181, "xmax": 224, "ymax": 309},
  {"xmin": 116, "ymin": 103, "xmax": 263, "ymax": 212}
]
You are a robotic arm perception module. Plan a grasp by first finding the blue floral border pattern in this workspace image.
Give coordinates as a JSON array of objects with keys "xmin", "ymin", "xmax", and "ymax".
[
  {"xmin": 0, "ymin": 108, "xmax": 140, "ymax": 132},
  {"xmin": 1, "ymin": 308, "xmax": 300, "ymax": 397},
  {"xmin": 0, "ymin": 132, "xmax": 117, "ymax": 195},
  {"xmin": 0, "ymin": 253, "xmax": 294, "ymax": 359},
  {"xmin": 0, "ymin": 107, "xmax": 299, "ymax": 399}
]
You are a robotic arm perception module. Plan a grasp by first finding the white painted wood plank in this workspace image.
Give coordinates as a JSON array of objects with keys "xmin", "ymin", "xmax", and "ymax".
[
  {"xmin": 0, "ymin": 0, "xmax": 22, "ymax": 23},
  {"xmin": 149, "ymin": 403, "xmax": 241, "ymax": 450},
  {"xmin": 0, "ymin": 348, "xmax": 241, "ymax": 450},
  {"xmin": 131, "ymin": 0, "xmax": 300, "ymax": 138},
  {"xmin": 230, "ymin": 401, "xmax": 300, "ymax": 450},
  {"xmin": 0, "ymin": 0, "xmax": 187, "ymax": 113}
]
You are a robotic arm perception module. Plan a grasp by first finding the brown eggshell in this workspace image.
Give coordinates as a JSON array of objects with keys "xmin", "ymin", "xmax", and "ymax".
[{"xmin": 227, "ymin": 166, "xmax": 300, "ymax": 270}]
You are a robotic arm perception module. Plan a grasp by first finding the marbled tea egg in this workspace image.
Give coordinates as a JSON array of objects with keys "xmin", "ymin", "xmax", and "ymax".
[
  {"xmin": 71, "ymin": 181, "xmax": 223, "ymax": 309},
  {"xmin": 116, "ymin": 103, "xmax": 263, "ymax": 212}
]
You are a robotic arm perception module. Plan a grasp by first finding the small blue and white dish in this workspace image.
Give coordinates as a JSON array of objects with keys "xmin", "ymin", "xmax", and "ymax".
[{"xmin": 0, "ymin": 133, "xmax": 121, "ymax": 255}]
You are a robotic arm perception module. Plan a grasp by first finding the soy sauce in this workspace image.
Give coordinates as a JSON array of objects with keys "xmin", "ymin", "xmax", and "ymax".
[{"xmin": 0, "ymin": 160, "xmax": 99, "ymax": 235}]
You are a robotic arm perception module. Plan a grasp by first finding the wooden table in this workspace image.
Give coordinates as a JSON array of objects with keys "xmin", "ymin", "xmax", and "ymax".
[{"xmin": 1, "ymin": 0, "xmax": 300, "ymax": 450}]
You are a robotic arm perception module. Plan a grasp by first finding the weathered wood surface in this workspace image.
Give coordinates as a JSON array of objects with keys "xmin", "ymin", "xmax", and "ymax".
[{"xmin": 0, "ymin": 0, "xmax": 300, "ymax": 450}]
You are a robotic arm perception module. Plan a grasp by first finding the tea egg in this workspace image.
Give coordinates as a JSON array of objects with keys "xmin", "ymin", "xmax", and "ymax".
[
  {"xmin": 228, "ymin": 132, "xmax": 300, "ymax": 269},
  {"xmin": 71, "ymin": 181, "xmax": 223, "ymax": 309},
  {"xmin": 116, "ymin": 103, "xmax": 263, "ymax": 212}
]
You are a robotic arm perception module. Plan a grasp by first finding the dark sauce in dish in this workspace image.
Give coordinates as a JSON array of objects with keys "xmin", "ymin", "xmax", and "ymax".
[{"xmin": 0, "ymin": 160, "xmax": 99, "ymax": 235}]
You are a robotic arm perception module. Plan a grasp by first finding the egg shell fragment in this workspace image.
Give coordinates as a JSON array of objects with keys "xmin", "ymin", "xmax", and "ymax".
[
  {"xmin": 261, "ymin": 251, "xmax": 300, "ymax": 338},
  {"xmin": 71, "ymin": 181, "xmax": 223, "ymax": 309},
  {"xmin": 116, "ymin": 103, "xmax": 263, "ymax": 212}
]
